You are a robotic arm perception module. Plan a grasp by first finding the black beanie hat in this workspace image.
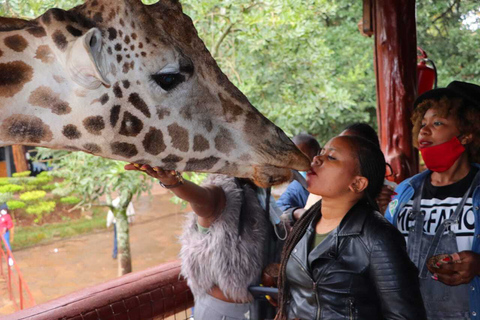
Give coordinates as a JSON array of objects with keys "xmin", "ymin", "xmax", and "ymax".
[{"xmin": 414, "ymin": 81, "xmax": 480, "ymax": 109}]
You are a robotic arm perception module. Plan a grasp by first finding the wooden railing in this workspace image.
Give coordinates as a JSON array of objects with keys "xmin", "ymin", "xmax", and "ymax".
[
  {"xmin": 0, "ymin": 234, "xmax": 36, "ymax": 311},
  {"xmin": 8, "ymin": 260, "xmax": 193, "ymax": 320}
]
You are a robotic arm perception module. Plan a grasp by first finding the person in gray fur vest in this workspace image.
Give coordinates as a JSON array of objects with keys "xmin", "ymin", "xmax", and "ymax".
[{"xmin": 125, "ymin": 163, "xmax": 286, "ymax": 320}]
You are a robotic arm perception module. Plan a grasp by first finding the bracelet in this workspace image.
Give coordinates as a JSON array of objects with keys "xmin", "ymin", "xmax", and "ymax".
[{"xmin": 158, "ymin": 171, "xmax": 184, "ymax": 189}]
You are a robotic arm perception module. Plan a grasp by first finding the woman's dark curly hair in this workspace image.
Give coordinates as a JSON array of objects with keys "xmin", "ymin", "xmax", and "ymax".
[
  {"xmin": 275, "ymin": 135, "xmax": 386, "ymax": 320},
  {"xmin": 412, "ymin": 97, "xmax": 480, "ymax": 163}
]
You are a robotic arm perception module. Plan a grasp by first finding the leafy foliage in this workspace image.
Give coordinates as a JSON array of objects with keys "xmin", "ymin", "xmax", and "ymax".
[
  {"xmin": 20, "ymin": 190, "xmax": 47, "ymax": 202},
  {"xmin": 60, "ymin": 196, "xmax": 82, "ymax": 205},
  {"xmin": 0, "ymin": 184, "xmax": 24, "ymax": 193},
  {"xmin": 6, "ymin": 200, "xmax": 26, "ymax": 210}
]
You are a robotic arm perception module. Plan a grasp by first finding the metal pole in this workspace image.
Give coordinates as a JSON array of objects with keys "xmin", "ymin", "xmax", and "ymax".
[
  {"xmin": 7, "ymin": 262, "xmax": 12, "ymax": 300},
  {"xmin": 5, "ymin": 146, "xmax": 13, "ymax": 177}
]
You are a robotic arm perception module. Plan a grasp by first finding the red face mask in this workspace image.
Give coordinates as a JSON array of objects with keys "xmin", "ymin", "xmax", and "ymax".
[{"xmin": 419, "ymin": 136, "xmax": 465, "ymax": 172}]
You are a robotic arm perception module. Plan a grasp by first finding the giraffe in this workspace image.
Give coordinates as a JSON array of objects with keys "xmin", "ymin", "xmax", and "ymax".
[{"xmin": 0, "ymin": 0, "xmax": 310, "ymax": 187}]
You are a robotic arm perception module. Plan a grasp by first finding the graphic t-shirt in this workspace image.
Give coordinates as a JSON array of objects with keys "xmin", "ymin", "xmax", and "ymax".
[{"xmin": 396, "ymin": 167, "xmax": 478, "ymax": 252}]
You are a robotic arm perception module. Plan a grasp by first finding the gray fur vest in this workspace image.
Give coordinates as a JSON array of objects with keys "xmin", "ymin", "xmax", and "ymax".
[{"xmin": 179, "ymin": 175, "xmax": 268, "ymax": 302}]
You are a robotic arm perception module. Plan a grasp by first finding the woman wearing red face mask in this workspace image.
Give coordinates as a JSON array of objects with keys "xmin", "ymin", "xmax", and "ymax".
[{"xmin": 386, "ymin": 81, "xmax": 480, "ymax": 320}]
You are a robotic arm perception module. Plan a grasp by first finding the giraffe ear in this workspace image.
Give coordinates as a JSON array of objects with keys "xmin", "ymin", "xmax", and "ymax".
[{"xmin": 66, "ymin": 28, "xmax": 111, "ymax": 89}]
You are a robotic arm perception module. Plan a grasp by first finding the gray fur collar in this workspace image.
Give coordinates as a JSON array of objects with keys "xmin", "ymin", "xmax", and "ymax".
[{"xmin": 179, "ymin": 175, "xmax": 268, "ymax": 301}]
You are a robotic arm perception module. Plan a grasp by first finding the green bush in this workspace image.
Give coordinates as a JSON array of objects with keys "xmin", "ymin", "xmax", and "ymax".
[
  {"xmin": 42, "ymin": 184, "xmax": 56, "ymax": 191},
  {"xmin": 60, "ymin": 196, "xmax": 81, "ymax": 205},
  {"xmin": 27, "ymin": 175, "xmax": 52, "ymax": 186},
  {"xmin": 0, "ymin": 193, "xmax": 13, "ymax": 203},
  {"xmin": 6, "ymin": 200, "xmax": 26, "ymax": 210},
  {"xmin": 7, "ymin": 177, "xmax": 30, "ymax": 185},
  {"xmin": 25, "ymin": 201, "xmax": 56, "ymax": 215},
  {"xmin": 0, "ymin": 178, "xmax": 9, "ymax": 186},
  {"xmin": 0, "ymin": 184, "xmax": 24, "ymax": 193},
  {"xmin": 12, "ymin": 171, "xmax": 31, "ymax": 178},
  {"xmin": 20, "ymin": 190, "xmax": 47, "ymax": 202}
]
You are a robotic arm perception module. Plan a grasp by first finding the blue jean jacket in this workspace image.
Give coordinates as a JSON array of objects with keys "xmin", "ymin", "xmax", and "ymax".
[{"xmin": 385, "ymin": 164, "xmax": 480, "ymax": 320}]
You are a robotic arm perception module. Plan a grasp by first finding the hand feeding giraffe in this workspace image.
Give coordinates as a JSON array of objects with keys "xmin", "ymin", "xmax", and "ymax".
[{"xmin": 0, "ymin": 0, "xmax": 310, "ymax": 187}]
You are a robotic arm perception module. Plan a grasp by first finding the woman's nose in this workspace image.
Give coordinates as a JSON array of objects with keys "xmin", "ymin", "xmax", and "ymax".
[
  {"xmin": 311, "ymin": 155, "xmax": 323, "ymax": 166},
  {"xmin": 419, "ymin": 124, "xmax": 431, "ymax": 137}
]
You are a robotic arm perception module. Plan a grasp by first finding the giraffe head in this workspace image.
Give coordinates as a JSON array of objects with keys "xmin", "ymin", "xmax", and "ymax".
[{"xmin": 0, "ymin": 0, "xmax": 310, "ymax": 186}]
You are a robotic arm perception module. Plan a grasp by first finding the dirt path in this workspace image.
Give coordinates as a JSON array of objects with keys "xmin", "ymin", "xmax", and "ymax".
[{"xmin": 0, "ymin": 184, "xmax": 190, "ymax": 315}]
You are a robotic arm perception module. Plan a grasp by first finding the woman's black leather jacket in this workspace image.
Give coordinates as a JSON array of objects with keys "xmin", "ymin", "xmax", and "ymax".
[{"xmin": 286, "ymin": 201, "xmax": 427, "ymax": 320}]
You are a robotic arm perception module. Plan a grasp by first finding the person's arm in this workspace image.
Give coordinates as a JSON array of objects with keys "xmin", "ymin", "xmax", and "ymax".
[
  {"xmin": 125, "ymin": 164, "xmax": 226, "ymax": 228},
  {"xmin": 369, "ymin": 226, "xmax": 427, "ymax": 320}
]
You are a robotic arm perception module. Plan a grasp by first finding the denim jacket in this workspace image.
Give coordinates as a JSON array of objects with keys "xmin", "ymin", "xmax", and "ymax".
[{"xmin": 385, "ymin": 164, "xmax": 480, "ymax": 320}]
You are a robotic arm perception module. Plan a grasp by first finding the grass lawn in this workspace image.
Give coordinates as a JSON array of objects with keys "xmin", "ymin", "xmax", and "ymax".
[{"xmin": 11, "ymin": 208, "xmax": 108, "ymax": 251}]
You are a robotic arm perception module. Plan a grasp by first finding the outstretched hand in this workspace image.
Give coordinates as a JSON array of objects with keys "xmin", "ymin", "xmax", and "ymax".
[
  {"xmin": 124, "ymin": 163, "xmax": 180, "ymax": 186},
  {"xmin": 428, "ymin": 251, "xmax": 480, "ymax": 286}
]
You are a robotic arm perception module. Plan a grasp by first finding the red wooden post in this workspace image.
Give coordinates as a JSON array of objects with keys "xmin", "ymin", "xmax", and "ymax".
[
  {"xmin": 19, "ymin": 277, "xmax": 24, "ymax": 309},
  {"xmin": 7, "ymin": 262, "xmax": 12, "ymax": 300},
  {"xmin": 373, "ymin": 0, "xmax": 418, "ymax": 182}
]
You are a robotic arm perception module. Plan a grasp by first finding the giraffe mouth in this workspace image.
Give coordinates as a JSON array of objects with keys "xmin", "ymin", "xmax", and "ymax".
[{"xmin": 251, "ymin": 165, "xmax": 293, "ymax": 188}]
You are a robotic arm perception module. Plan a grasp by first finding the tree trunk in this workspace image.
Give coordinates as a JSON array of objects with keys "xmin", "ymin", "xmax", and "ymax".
[
  {"xmin": 12, "ymin": 145, "xmax": 28, "ymax": 173},
  {"xmin": 114, "ymin": 191, "xmax": 134, "ymax": 276}
]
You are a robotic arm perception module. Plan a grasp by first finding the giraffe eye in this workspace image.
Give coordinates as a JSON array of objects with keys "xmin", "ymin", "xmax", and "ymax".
[{"xmin": 151, "ymin": 73, "xmax": 185, "ymax": 91}]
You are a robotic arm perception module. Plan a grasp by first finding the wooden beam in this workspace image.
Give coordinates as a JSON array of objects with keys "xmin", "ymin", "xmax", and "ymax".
[
  {"xmin": 373, "ymin": 0, "xmax": 418, "ymax": 182},
  {"xmin": 12, "ymin": 145, "xmax": 28, "ymax": 173}
]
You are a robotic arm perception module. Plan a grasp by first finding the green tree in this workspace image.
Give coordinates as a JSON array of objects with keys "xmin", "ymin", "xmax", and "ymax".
[{"xmin": 35, "ymin": 149, "xmax": 153, "ymax": 276}]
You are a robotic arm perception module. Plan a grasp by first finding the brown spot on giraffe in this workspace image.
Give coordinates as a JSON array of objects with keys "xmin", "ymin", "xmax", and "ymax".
[
  {"xmin": 215, "ymin": 127, "xmax": 236, "ymax": 155},
  {"xmin": 0, "ymin": 49, "xmax": 2, "ymax": 58},
  {"xmin": 219, "ymin": 93, "xmax": 244, "ymax": 123},
  {"xmin": 93, "ymin": 12, "xmax": 103, "ymax": 23},
  {"xmin": 119, "ymin": 18, "xmax": 125, "ymax": 27},
  {"xmin": 185, "ymin": 157, "xmax": 220, "ymax": 171},
  {"xmin": 122, "ymin": 62, "xmax": 130, "ymax": 73},
  {"xmin": 193, "ymin": 135, "xmax": 210, "ymax": 152},
  {"xmin": 202, "ymin": 119, "xmax": 213, "ymax": 132},
  {"xmin": 122, "ymin": 80, "xmax": 130, "ymax": 89},
  {"xmin": 52, "ymin": 30, "xmax": 67, "ymax": 51},
  {"xmin": 90, "ymin": 0, "xmax": 99, "ymax": 7},
  {"xmin": 99, "ymin": 94, "xmax": 109, "ymax": 105},
  {"xmin": 128, "ymin": 93, "xmax": 150, "ymax": 118},
  {"xmin": 83, "ymin": 116, "xmax": 105, "ymax": 135},
  {"xmin": 66, "ymin": 25, "xmax": 83, "ymax": 37},
  {"xmin": 107, "ymin": 47, "xmax": 113, "ymax": 55},
  {"xmin": 124, "ymin": 35, "xmax": 131, "ymax": 44},
  {"xmin": 131, "ymin": 33, "xmax": 137, "ymax": 40},
  {"xmin": 0, "ymin": 114, "xmax": 53, "ymax": 144},
  {"xmin": 113, "ymin": 83, "xmax": 123, "ymax": 98},
  {"xmin": 119, "ymin": 111, "xmax": 143, "ymax": 137},
  {"xmin": 4, "ymin": 35, "xmax": 28, "ymax": 52},
  {"xmin": 116, "ymin": 54, "xmax": 122, "ymax": 63},
  {"xmin": 0, "ymin": 61, "xmax": 33, "ymax": 98},
  {"xmin": 50, "ymin": 8, "xmax": 66, "ymax": 22},
  {"xmin": 111, "ymin": 142, "xmax": 138, "ymax": 158},
  {"xmin": 83, "ymin": 143, "xmax": 101, "ymax": 154},
  {"xmin": 110, "ymin": 105, "xmax": 121, "ymax": 127},
  {"xmin": 26, "ymin": 26, "xmax": 47, "ymax": 38},
  {"xmin": 163, "ymin": 154, "xmax": 183, "ymax": 163},
  {"xmin": 138, "ymin": 42, "xmax": 143, "ymax": 49},
  {"xmin": 28, "ymin": 86, "xmax": 71, "ymax": 115},
  {"xmin": 107, "ymin": 28, "xmax": 117, "ymax": 41},
  {"xmin": 168, "ymin": 123, "xmax": 189, "ymax": 152},
  {"xmin": 156, "ymin": 107, "xmax": 170, "ymax": 120},
  {"xmin": 143, "ymin": 127, "xmax": 166, "ymax": 155},
  {"xmin": 114, "ymin": 43, "xmax": 122, "ymax": 51},
  {"xmin": 62, "ymin": 124, "xmax": 81, "ymax": 140},
  {"xmin": 179, "ymin": 106, "xmax": 192, "ymax": 121},
  {"xmin": 34, "ymin": 45, "xmax": 55, "ymax": 64}
]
